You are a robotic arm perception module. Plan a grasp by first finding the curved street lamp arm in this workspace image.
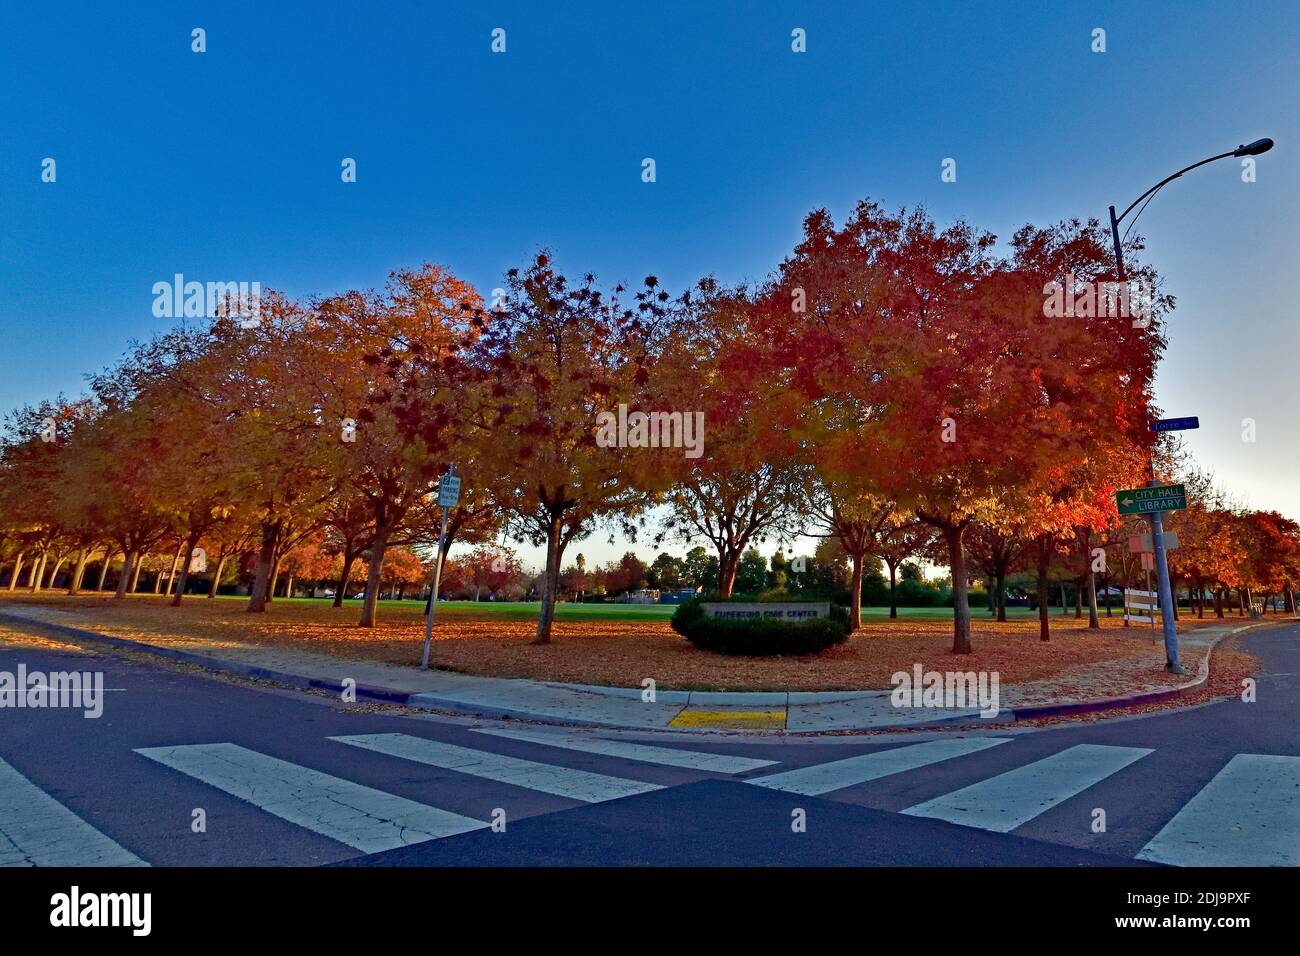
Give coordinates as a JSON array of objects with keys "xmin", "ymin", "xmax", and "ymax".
[{"xmin": 1114, "ymin": 150, "xmax": 1237, "ymax": 224}]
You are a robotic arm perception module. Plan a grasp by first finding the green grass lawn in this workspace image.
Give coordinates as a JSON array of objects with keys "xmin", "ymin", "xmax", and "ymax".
[
  {"xmin": 204, "ymin": 594, "xmax": 1091, "ymax": 622},
  {"xmin": 207, "ymin": 594, "xmax": 677, "ymax": 620}
]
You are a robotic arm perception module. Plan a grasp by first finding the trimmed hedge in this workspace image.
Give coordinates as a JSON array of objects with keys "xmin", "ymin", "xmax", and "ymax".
[{"xmin": 670, "ymin": 597, "xmax": 851, "ymax": 656}]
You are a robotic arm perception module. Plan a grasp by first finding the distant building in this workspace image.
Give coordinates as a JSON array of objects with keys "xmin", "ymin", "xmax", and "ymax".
[
  {"xmin": 617, "ymin": 589, "xmax": 661, "ymax": 604},
  {"xmin": 659, "ymin": 587, "xmax": 700, "ymax": 604}
]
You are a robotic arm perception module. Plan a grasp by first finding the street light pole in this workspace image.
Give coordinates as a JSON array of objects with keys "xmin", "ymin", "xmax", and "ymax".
[
  {"xmin": 1106, "ymin": 138, "xmax": 1273, "ymax": 674},
  {"xmin": 1107, "ymin": 212, "xmax": 1182, "ymax": 672}
]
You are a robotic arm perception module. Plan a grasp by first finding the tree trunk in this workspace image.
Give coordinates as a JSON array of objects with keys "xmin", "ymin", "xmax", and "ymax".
[
  {"xmin": 95, "ymin": 553, "xmax": 111, "ymax": 591},
  {"xmin": 6, "ymin": 553, "xmax": 24, "ymax": 591},
  {"xmin": 170, "ymin": 531, "xmax": 202, "ymax": 607},
  {"xmin": 165, "ymin": 543, "xmax": 184, "ymax": 595},
  {"xmin": 130, "ymin": 555, "xmax": 144, "ymax": 593},
  {"xmin": 247, "ymin": 524, "xmax": 279, "ymax": 613},
  {"xmin": 68, "ymin": 548, "xmax": 89, "ymax": 594},
  {"xmin": 717, "ymin": 549, "xmax": 739, "ymax": 598},
  {"xmin": 267, "ymin": 556, "xmax": 281, "ymax": 605},
  {"xmin": 1086, "ymin": 562, "xmax": 1100, "ymax": 630},
  {"xmin": 943, "ymin": 524, "xmax": 971, "ymax": 654},
  {"xmin": 29, "ymin": 552, "xmax": 48, "ymax": 592},
  {"xmin": 848, "ymin": 552, "xmax": 864, "ymax": 631},
  {"xmin": 533, "ymin": 512, "xmax": 565, "ymax": 644},
  {"xmin": 1037, "ymin": 539, "xmax": 1051, "ymax": 642},
  {"xmin": 333, "ymin": 550, "xmax": 357, "ymax": 608},
  {"xmin": 358, "ymin": 523, "xmax": 393, "ymax": 628},
  {"xmin": 115, "ymin": 549, "xmax": 139, "ymax": 600},
  {"xmin": 208, "ymin": 554, "xmax": 228, "ymax": 597},
  {"xmin": 47, "ymin": 557, "xmax": 68, "ymax": 590},
  {"xmin": 996, "ymin": 571, "xmax": 1008, "ymax": 622},
  {"xmin": 887, "ymin": 561, "xmax": 898, "ymax": 619}
]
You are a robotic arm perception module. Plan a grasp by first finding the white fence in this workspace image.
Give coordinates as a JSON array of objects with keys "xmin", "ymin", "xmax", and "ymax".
[{"xmin": 1123, "ymin": 588, "xmax": 1160, "ymax": 625}]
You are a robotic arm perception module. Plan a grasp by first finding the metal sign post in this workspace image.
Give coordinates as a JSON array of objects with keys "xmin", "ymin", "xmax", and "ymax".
[
  {"xmin": 419, "ymin": 463, "xmax": 458, "ymax": 670},
  {"xmin": 1149, "ymin": 486, "xmax": 1182, "ymax": 673},
  {"xmin": 1118, "ymin": 479, "xmax": 1185, "ymax": 671},
  {"xmin": 1143, "ymin": 417, "xmax": 1198, "ymax": 674},
  {"xmin": 1118, "ymin": 480, "xmax": 1185, "ymax": 664}
]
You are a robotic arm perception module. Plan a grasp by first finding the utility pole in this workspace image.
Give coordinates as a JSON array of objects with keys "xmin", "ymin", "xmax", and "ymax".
[
  {"xmin": 1103, "ymin": 140, "xmax": 1272, "ymax": 671},
  {"xmin": 1110, "ymin": 206, "xmax": 1182, "ymax": 673}
]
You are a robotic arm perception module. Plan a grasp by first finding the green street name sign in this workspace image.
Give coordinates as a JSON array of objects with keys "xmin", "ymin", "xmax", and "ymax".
[{"xmin": 1116, "ymin": 483, "xmax": 1187, "ymax": 516}]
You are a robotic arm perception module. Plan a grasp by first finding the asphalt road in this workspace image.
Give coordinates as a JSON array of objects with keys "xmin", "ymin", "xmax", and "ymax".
[{"xmin": 0, "ymin": 622, "xmax": 1295, "ymax": 867}]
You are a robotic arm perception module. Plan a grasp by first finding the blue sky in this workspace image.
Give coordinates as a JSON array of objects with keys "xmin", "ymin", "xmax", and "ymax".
[{"xmin": 2, "ymin": 1, "xmax": 1297, "ymax": 570}]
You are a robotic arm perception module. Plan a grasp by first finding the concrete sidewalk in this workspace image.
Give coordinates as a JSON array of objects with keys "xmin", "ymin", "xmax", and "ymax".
[{"xmin": 0, "ymin": 605, "xmax": 1259, "ymax": 734}]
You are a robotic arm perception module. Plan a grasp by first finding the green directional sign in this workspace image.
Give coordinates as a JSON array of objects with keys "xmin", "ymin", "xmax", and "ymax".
[{"xmin": 1116, "ymin": 483, "xmax": 1187, "ymax": 516}]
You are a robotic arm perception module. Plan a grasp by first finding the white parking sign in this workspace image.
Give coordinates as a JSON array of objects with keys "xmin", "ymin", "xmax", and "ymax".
[{"xmin": 437, "ymin": 474, "xmax": 461, "ymax": 507}]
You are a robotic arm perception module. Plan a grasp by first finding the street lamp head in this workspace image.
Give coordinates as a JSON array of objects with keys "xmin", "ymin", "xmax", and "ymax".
[{"xmin": 1234, "ymin": 138, "xmax": 1274, "ymax": 157}]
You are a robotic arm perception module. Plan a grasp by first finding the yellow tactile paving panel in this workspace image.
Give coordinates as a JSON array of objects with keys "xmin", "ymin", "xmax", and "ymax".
[{"xmin": 669, "ymin": 709, "xmax": 786, "ymax": 729}]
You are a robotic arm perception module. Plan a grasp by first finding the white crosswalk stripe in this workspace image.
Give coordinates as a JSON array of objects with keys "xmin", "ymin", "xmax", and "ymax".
[
  {"xmin": 746, "ymin": 737, "xmax": 1012, "ymax": 795},
  {"xmin": 10, "ymin": 730, "xmax": 1297, "ymax": 866},
  {"xmin": 331, "ymin": 733, "xmax": 662, "ymax": 802},
  {"xmin": 474, "ymin": 727, "xmax": 778, "ymax": 774},
  {"xmin": 0, "ymin": 756, "xmax": 146, "ymax": 867},
  {"xmin": 1137, "ymin": 753, "xmax": 1300, "ymax": 867},
  {"xmin": 902, "ymin": 743, "xmax": 1152, "ymax": 833},
  {"xmin": 135, "ymin": 742, "xmax": 486, "ymax": 853}
]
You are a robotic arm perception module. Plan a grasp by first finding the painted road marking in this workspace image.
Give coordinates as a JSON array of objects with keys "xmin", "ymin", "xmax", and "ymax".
[
  {"xmin": 669, "ymin": 709, "xmax": 786, "ymax": 729},
  {"xmin": 474, "ymin": 727, "xmax": 777, "ymax": 774},
  {"xmin": 1137, "ymin": 754, "xmax": 1300, "ymax": 867},
  {"xmin": 331, "ymin": 733, "xmax": 662, "ymax": 802},
  {"xmin": 746, "ymin": 737, "xmax": 1013, "ymax": 796},
  {"xmin": 902, "ymin": 743, "xmax": 1152, "ymax": 833},
  {"xmin": 135, "ymin": 743, "xmax": 485, "ymax": 853},
  {"xmin": 0, "ymin": 757, "xmax": 146, "ymax": 867}
]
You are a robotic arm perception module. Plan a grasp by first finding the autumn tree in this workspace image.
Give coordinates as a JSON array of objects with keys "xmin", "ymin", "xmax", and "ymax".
[
  {"xmin": 764, "ymin": 203, "xmax": 1166, "ymax": 652},
  {"xmin": 471, "ymin": 254, "xmax": 675, "ymax": 643},
  {"xmin": 964, "ymin": 519, "xmax": 1026, "ymax": 622},
  {"xmin": 460, "ymin": 545, "xmax": 523, "ymax": 601},
  {"xmin": 163, "ymin": 294, "xmax": 332, "ymax": 612},
  {"xmin": 658, "ymin": 285, "xmax": 803, "ymax": 597},
  {"xmin": 870, "ymin": 519, "xmax": 938, "ymax": 619},
  {"xmin": 378, "ymin": 547, "xmax": 426, "ymax": 600},
  {"xmin": 315, "ymin": 264, "xmax": 485, "ymax": 627},
  {"xmin": 1167, "ymin": 472, "xmax": 1247, "ymax": 618},
  {"xmin": 798, "ymin": 475, "xmax": 896, "ymax": 629}
]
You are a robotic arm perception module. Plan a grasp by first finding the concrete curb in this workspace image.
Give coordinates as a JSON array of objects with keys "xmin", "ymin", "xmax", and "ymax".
[
  {"xmin": 0, "ymin": 613, "xmax": 424, "ymax": 704},
  {"xmin": 541, "ymin": 683, "xmax": 885, "ymax": 705},
  {"xmin": 0, "ymin": 611, "xmax": 676, "ymax": 728},
  {"xmin": 0, "ymin": 611, "xmax": 1273, "ymax": 734},
  {"xmin": 1005, "ymin": 622, "xmax": 1261, "ymax": 720}
]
